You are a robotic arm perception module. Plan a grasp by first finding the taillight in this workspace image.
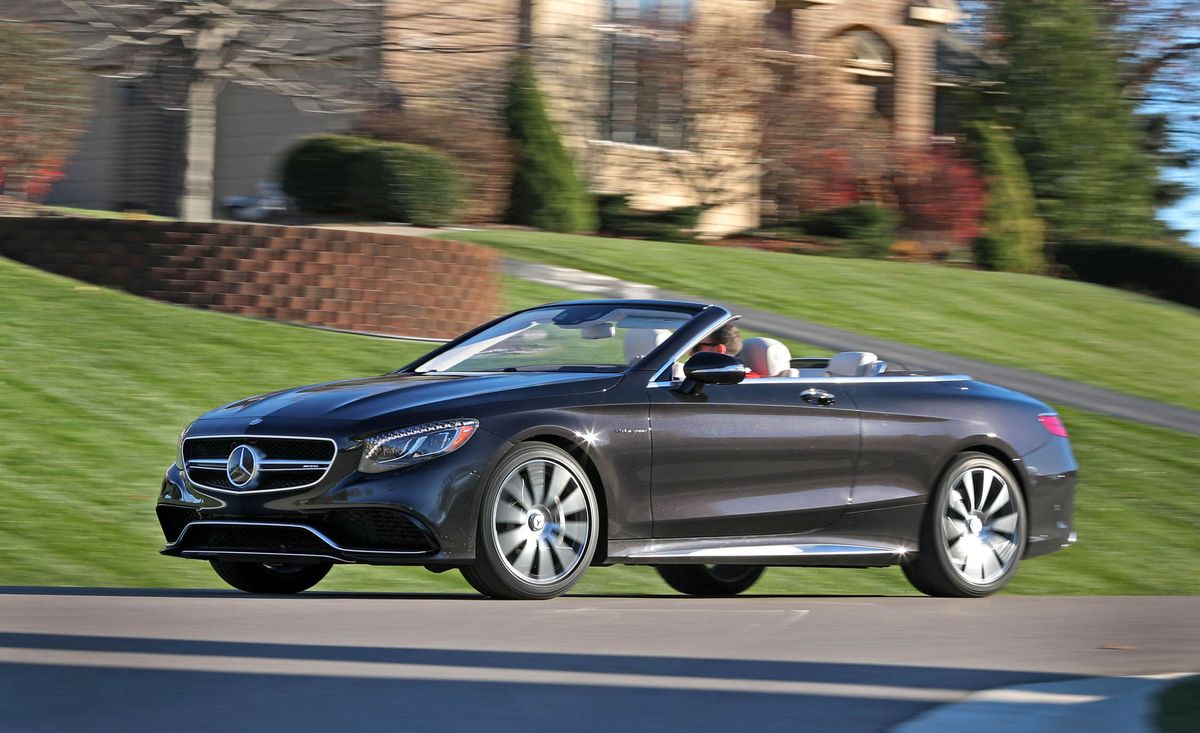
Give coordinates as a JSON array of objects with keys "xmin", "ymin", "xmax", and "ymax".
[{"xmin": 1038, "ymin": 413, "xmax": 1069, "ymax": 437}]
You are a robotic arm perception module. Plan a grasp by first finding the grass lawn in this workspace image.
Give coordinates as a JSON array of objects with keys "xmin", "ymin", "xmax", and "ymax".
[
  {"xmin": 0, "ymin": 256, "xmax": 1197, "ymax": 596},
  {"xmin": 440, "ymin": 230, "xmax": 1200, "ymax": 411}
]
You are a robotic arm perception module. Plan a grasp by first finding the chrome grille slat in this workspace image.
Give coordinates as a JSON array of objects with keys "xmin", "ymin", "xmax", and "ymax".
[{"xmin": 182, "ymin": 435, "xmax": 338, "ymax": 494}]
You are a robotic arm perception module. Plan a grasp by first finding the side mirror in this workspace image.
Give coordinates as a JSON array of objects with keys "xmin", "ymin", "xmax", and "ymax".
[{"xmin": 677, "ymin": 352, "xmax": 747, "ymax": 395}]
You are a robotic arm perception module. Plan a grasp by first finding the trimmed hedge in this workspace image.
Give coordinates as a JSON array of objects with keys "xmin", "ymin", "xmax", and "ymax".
[
  {"xmin": 597, "ymin": 194, "xmax": 702, "ymax": 243},
  {"xmin": 281, "ymin": 135, "xmax": 462, "ymax": 226},
  {"xmin": 281, "ymin": 135, "xmax": 376, "ymax": 214},
  {"xmin": 349, "ymin": 143, "xmax": 463, "ymax": 227},
  {"xmin": 1051, "ymin": 239, "xmax": 1199, "ymax": 308},
  {"xmin": 802, "ymin": 204, "xmax": 899, "ymax": 258}
]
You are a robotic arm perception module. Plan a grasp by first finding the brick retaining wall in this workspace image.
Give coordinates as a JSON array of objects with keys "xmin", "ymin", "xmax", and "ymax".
[{"xmin": 0, "ymin": 218, "xmax": 501, "ymax": 339}]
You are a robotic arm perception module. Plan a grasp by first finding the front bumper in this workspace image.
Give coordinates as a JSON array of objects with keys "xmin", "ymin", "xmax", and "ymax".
[{"xmin": 156, "ymin": 427, "xmax": 512, "ymax": 565}]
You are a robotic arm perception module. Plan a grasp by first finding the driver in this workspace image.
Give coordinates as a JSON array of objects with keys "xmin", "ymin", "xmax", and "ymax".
[{"xmin": 689, "ymin": 323, "xmax": 762, "ymax": 378}]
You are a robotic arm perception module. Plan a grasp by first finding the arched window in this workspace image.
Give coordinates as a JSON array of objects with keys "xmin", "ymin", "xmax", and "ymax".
[{"xmin": 833, "ymin": 28, "xmax": 895, "ymax": 124}]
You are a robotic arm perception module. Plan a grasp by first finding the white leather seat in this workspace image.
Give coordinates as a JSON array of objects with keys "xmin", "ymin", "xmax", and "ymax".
[
  {"xmin": 825, "ymin": 351, "xmax": 878, "ymax": 377},
  {"xmin": 741, "ymin": 337, "xmax": 796, "ymax": 377},
  {"xmin": 624, "ymin": 328, "xmax": 671, "ymax": 363}
]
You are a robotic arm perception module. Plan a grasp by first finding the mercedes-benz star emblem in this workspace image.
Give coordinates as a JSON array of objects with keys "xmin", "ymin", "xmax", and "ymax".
[{"xmin": 226, "ymin": 444, "xmax": 264, "ymax": 489}]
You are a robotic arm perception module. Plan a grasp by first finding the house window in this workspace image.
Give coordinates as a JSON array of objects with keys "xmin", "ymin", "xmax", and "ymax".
[{"xmin": 603, "ymin": 0, "xmax": 692, "ymax": 150}]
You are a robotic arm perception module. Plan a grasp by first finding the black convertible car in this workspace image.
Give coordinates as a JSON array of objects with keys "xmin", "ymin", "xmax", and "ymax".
[{"xmin": 157, "ymin": 299, "xmax": 1077, "ymax": 599}]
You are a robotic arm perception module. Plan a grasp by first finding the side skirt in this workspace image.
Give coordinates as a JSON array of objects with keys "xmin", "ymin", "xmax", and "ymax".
[{"xmin": 607, "ymin": 536, "xmax": 909, "ymax": 568}]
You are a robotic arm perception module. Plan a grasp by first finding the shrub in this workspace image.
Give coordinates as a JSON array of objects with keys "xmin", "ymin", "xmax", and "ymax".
[
  {"xmin": 801, "ymin": 203, "xmax": 899, "ymax": 258},
  {"xmin": 504, "ymin": 54, "xmax": 596, "ymax": 233},
  {"xmin": 355, "ymin": 107, "xmax": 513, "ymax": 223},
  {"xmin": 348, "ymin": 143, "xmax": 463, "ymax": 227},
  {"xmin": 893, "ymin": 146, "xmax": 987, "ymax": 255},
  {"xmin": 969, "ymin": 124, "xmax": 1046, "ymax": 274},
  {"xmin": 282, "ymin": 135, "xmax": 462, "ymax": 226},
  {"xmin": 597, "ymin": 194, "xmax": 702, "ymax": 243},
  {"xmin": 1050, "ymin": 239, "xmax": 1200, "ymax": 309},
  {"xmin": 281, "ymin": 135, "xmax": 375, "ymax": 214}
]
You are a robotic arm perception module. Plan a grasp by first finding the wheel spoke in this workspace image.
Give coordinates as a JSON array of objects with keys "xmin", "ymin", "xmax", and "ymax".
[
  {"xmin": 536, "ymin": 541, "xmax": 554, "ymax": 580},
  {"xmin": 558, "ymin": 485, "xmax": 587, "ymax": 517},
  {"xmin": 511, "ymin": 537, "xmax": 537, "ymax": 576},
  {"xmin": 989, "ymin": 513, "xmax": 1019, "ymax": 536},
  {"xmin": 982, "ymin": 484, "xmax": 1011, "ymax": 520},
  {"xmin": 963, "ymin": 472, "xmax": 978, "ymax": 512},
  {"xmin": 495, "ymin": 502, "xmax": 526, "ymax": 526},
  {"xmin": 560, "ymin": 520, "xmax": 589, "ymax": 544},
  {"xmin": 948, "ymin": 490, "xmax": 970, "ymax": 520},
  {"xmin": 529, "ymin": 463, "xmax": 547, "ymax": 505},
  {"xmin": 502, "ymin": 475, "xmax": 529, "ymax": 510},
  {"xmin": 986, "ymin": 534, "xmax": 1018, "ymax": 566},
  {"xmin": 544, "ymin": 465, "xmax": 572, "ymax": 505},
  {"xmin": 943, "ymin": 516, "xmax": 967, "ymax": 541},
  {"xmin": 962, "ymin": 544, "xmax": 985, "ymax": 580},
  {"xmin": 497, "ymin": 527, "xmax": 528, "ymax": 556},
  {"xmin": 550, "ymin": 540, "xmax": 577, "ymax": 572},
  {"xmin": 979, "ymin": 549, "xmax": 1002, "ymax": 579}
]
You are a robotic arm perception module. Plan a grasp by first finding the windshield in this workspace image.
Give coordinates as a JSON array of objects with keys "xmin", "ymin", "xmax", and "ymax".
[{"xmin": 414, "ymin": 304, "xmax": 694, "ymax": 373}]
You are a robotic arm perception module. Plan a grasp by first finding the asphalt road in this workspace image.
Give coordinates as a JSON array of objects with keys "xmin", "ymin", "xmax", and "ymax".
[{"xmin": 1, "ymin": 589, "xmax": 1196, "ymax": 732}]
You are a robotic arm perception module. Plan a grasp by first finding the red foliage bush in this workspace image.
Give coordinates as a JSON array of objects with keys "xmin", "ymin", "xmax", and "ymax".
[{"xmin": 892, "ymin": 146, "xmax": 987, "ymax": 249}]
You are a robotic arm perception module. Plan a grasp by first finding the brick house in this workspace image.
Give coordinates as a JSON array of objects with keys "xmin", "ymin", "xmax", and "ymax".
[
  {"xmin": 46, "ymin": 0, "xmax": 961, "ymax": 232},
  {"xmin": 387, "ymin": 0, "xmax": 962, "ymax": 235}
]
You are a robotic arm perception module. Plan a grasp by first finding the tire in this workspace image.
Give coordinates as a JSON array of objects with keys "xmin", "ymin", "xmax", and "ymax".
[
  {"xmin": 656, "ymin": 565, "xmax": 765, "ymax": 596},
  {"xmin": 210, "ymin": 559, "xmax": 331, "ymax": 594},
  {"xmin": 902, "ymin": 452, "xmax": 1027, "ymax": 598},
  {"xmin": 461, "ymin": 442, "xmax": 599, "ymax": 600}
]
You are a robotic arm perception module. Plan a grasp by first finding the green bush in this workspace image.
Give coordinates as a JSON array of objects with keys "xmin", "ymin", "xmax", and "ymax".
[
  {"xmin": 281, "ymin": 135, "xmax": 462, "ymax": 226},
  {"xmin": 1051, "ymin": 239, "xmax": 1200, "ymax": 309},
  {"xmin": 801, "ymin": 204, "xmax": 899, "ymax": 258},
  {"xmin": 970, "ymin": 124, "xmax": 1046, "ymax": 273},
  {"xmin": 505, "ymin": 54, "xmax": 596, "ymax": 233},
  {"xmin": 281, "ymin": 135, "xmax": 375, "ymax": 214},
  {"xmin": 348, "ymin": 143, "xmax": 462, "ymax": 227},
  {"xmin": 597, "ymin": 194, "xmax": 702, "ymax": 243}
]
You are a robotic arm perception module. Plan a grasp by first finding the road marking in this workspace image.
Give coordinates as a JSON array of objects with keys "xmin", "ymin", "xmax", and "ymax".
[{"xmin": 0, "ymin": 647, "xmax": 1102, "ymax": 704}]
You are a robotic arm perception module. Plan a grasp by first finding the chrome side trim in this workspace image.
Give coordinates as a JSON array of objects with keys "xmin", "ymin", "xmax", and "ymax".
[
  {"xmin": 181, "ymin": 435, "xmax": 338, "ymax": 494},
  {"xmin": 625, "ymin": 543, "xmax": 901, "ymax": 560},
  {"xmin": 165, "ymin": 520, "xmax": 431, "ymax": 556},
  {"xmin": 648, "ymin": 374, "xmax": 973, "ymax": 389}
]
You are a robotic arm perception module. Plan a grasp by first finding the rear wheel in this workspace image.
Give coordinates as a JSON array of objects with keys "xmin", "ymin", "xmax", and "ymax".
[
  {"xmin": 209, "ymin": 559, "xmax": 331, "ymax": 594},
  {"xmin": 462, "ymin": 443, "xmax": 599, "ymax": 600},
  {"xmin": 655, "ymin": 565, "xmax": 765, "ymax": 596},
  {"xmin": 902, "ymin": 452, "xmax": 1027, "ymax": 598}
]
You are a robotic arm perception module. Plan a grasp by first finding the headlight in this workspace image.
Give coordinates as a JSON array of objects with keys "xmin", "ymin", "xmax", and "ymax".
[{"xmin": 359, "ymin": 419, "xmax": 479, "ymax": 474}]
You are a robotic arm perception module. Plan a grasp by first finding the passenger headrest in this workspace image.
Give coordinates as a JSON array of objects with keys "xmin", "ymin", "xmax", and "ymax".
[
  {"xmin": 624, "ymin": 328, "xmax": 671, "ymax": 363},
  {"xmin": 825, "ymin": 351, "xmax": 878, "ymax": 377},
  {"xmin": 741, "ymin": 337, "xmax": 793, "ymax": 377}
]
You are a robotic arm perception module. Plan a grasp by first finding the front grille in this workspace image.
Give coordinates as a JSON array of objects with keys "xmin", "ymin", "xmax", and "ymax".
[
  {"xmin": 323, "ymin": 509, "xmax": 437, "ymax": 552},
  {"xmin": 178, "ymin": 524, "xmax": 331, "ymax": 554},
  {"xmin": 183, "ymin": 435, "xmax": 336, "ymax": 492}
]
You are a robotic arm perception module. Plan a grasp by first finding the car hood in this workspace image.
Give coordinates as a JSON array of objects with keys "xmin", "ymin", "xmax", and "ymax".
[{"xmin": 198, "ymin": 372, "xmax": 622, "ymax": 423}]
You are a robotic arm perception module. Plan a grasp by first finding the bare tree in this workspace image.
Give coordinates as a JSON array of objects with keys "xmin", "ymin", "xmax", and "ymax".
[{"xmin": 4, "ymin": 0, "xmax": 386, "ymax": 221}]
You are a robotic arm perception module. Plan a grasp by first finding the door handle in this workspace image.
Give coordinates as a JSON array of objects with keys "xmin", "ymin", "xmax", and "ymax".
[{"xmin": 800, "ymin": 388, "xmax": 836, "ymax": 406}]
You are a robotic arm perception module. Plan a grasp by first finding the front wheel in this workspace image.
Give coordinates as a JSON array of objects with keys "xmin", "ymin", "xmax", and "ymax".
[
  {"xmin": 902, "ymin": 452, "xmax": 1027, "ymax": 597},
  {"xmin": 656, "ymin": 565, "xmax": 765, "ymax": 596},
  {"xmin": 209, "ymin": 559, "xmax": 331, "ymax": 594},
  {"xmin": 461, "ymin": 442, "xmax": 599, "ymax": 600}
]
